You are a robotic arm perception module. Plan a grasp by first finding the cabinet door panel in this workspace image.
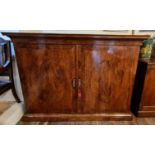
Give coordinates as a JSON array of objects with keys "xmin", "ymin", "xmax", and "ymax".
[
  {"xmin": 16, "ymin": 44, "xmax": 76, "ymax": 114},
  {"xmin": 79, "ymin": 45, "xmax": 138, "ymax": 113}
]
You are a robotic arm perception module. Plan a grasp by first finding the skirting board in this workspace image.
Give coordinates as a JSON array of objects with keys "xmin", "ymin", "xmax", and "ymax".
[{"xmin": 0, "ymin": 102, "xmax": 25, "ymax": 125}]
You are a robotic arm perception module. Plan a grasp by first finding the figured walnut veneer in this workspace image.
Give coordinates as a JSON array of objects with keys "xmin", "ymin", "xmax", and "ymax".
[{"xmin": 4, "ymin": 33, "xmax": 149, "ymax": 122}]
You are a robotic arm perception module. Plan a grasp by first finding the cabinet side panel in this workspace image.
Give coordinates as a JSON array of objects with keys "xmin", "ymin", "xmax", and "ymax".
[{"xmin": 140, "ymin": 66, "xmax": 155, "ymax": 108}]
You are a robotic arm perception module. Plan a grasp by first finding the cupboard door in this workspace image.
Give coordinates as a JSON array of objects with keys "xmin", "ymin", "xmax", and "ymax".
[
  {"xmin": 16, "ymin": 44, "xmax": 77, "ymax": 114},
  {"xmin": 79, "ymin": 45, "xmax": 139, "ymax": 113}
]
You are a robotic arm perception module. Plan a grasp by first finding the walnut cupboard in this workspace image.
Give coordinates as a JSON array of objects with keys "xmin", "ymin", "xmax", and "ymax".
[{"xmin": 5, "ymin": 33, "xmax": 148, "ymax": 121}]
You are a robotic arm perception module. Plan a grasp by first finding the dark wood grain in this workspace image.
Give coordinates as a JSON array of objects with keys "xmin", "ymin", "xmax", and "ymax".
[
  {"xmin": 79, "ymin": 45, "xmax": 140, "ymax": 114},
  {"xmin": 3, "ymin": 32, "xmax": 149, "ymax": 40},
  {"xmin": 4, "ymin": 33, "xmax": 149, "ymax": 122},
  {"xmin": 18, "ymin": 117, "xmax": 155, "ymax": 125},
  {"xmin": 134, "ymin": 59, "xmax": 155, "ymax": 117},
  {"xmin": 16, "ymin": 44, "xmax": 77, "ymax": 114},
  {"xmin": 22, "ymin": 113, "xmax": 132, "ymax": 122}
]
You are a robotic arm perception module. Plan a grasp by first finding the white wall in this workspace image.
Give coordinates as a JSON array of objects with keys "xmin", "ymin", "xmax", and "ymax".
[
  {"xmin": 2, "ymin": 30, "xmax": 105, "ymax": 34},
  {"xmin": 1, "ymin": 30, "xmax": 132, "ymax": 34},
  {"xmin": 21, "ymin": 30, "xmax": 105, "ymax": 34}
]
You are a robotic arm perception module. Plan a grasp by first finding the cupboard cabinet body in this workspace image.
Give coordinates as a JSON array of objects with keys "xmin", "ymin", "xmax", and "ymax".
[
  {"xmin": 132, "ymin": 59, "xmax": 155, "ymax": 117},
  {"xmin": 6, "ymin": 33, "xmax": 148, "ymax": 121}
]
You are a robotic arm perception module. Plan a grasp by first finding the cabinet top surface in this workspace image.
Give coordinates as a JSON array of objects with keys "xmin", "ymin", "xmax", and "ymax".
[
  {"xmin": 140, "ymin": 58, "xmax": 155, "ymax": 65},
  {"xmin": 3, "ymin": 32, "xmax": 149, "ymax": 40}
]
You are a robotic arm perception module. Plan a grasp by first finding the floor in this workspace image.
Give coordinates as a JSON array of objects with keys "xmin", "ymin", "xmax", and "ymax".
[
  {"xmin": 1, "ymin": 101, "xmax": 155, "ymax": 125},
  {"xmin": 0, "ymin": 101, "xmax": 24, "ymax": 125},
  {"xmin": 0, "ymin": 101, "xmax": 13, "ymax": 115},
  {"xmin": 18, "ymin": 117, "xmax": 155, "ymax": 125}
]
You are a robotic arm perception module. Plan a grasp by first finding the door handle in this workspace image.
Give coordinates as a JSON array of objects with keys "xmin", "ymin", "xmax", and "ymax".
[
  {"xmin": 72, "ymin": 78, "xmax": 76, "ymax": 88},
  {"xmin": 72, "ymin": 78, "xmax": 81, "ymax": 88},
  {"xmin": 78, "ymin": 78, "xmax": 81, "ymax": 88}
]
